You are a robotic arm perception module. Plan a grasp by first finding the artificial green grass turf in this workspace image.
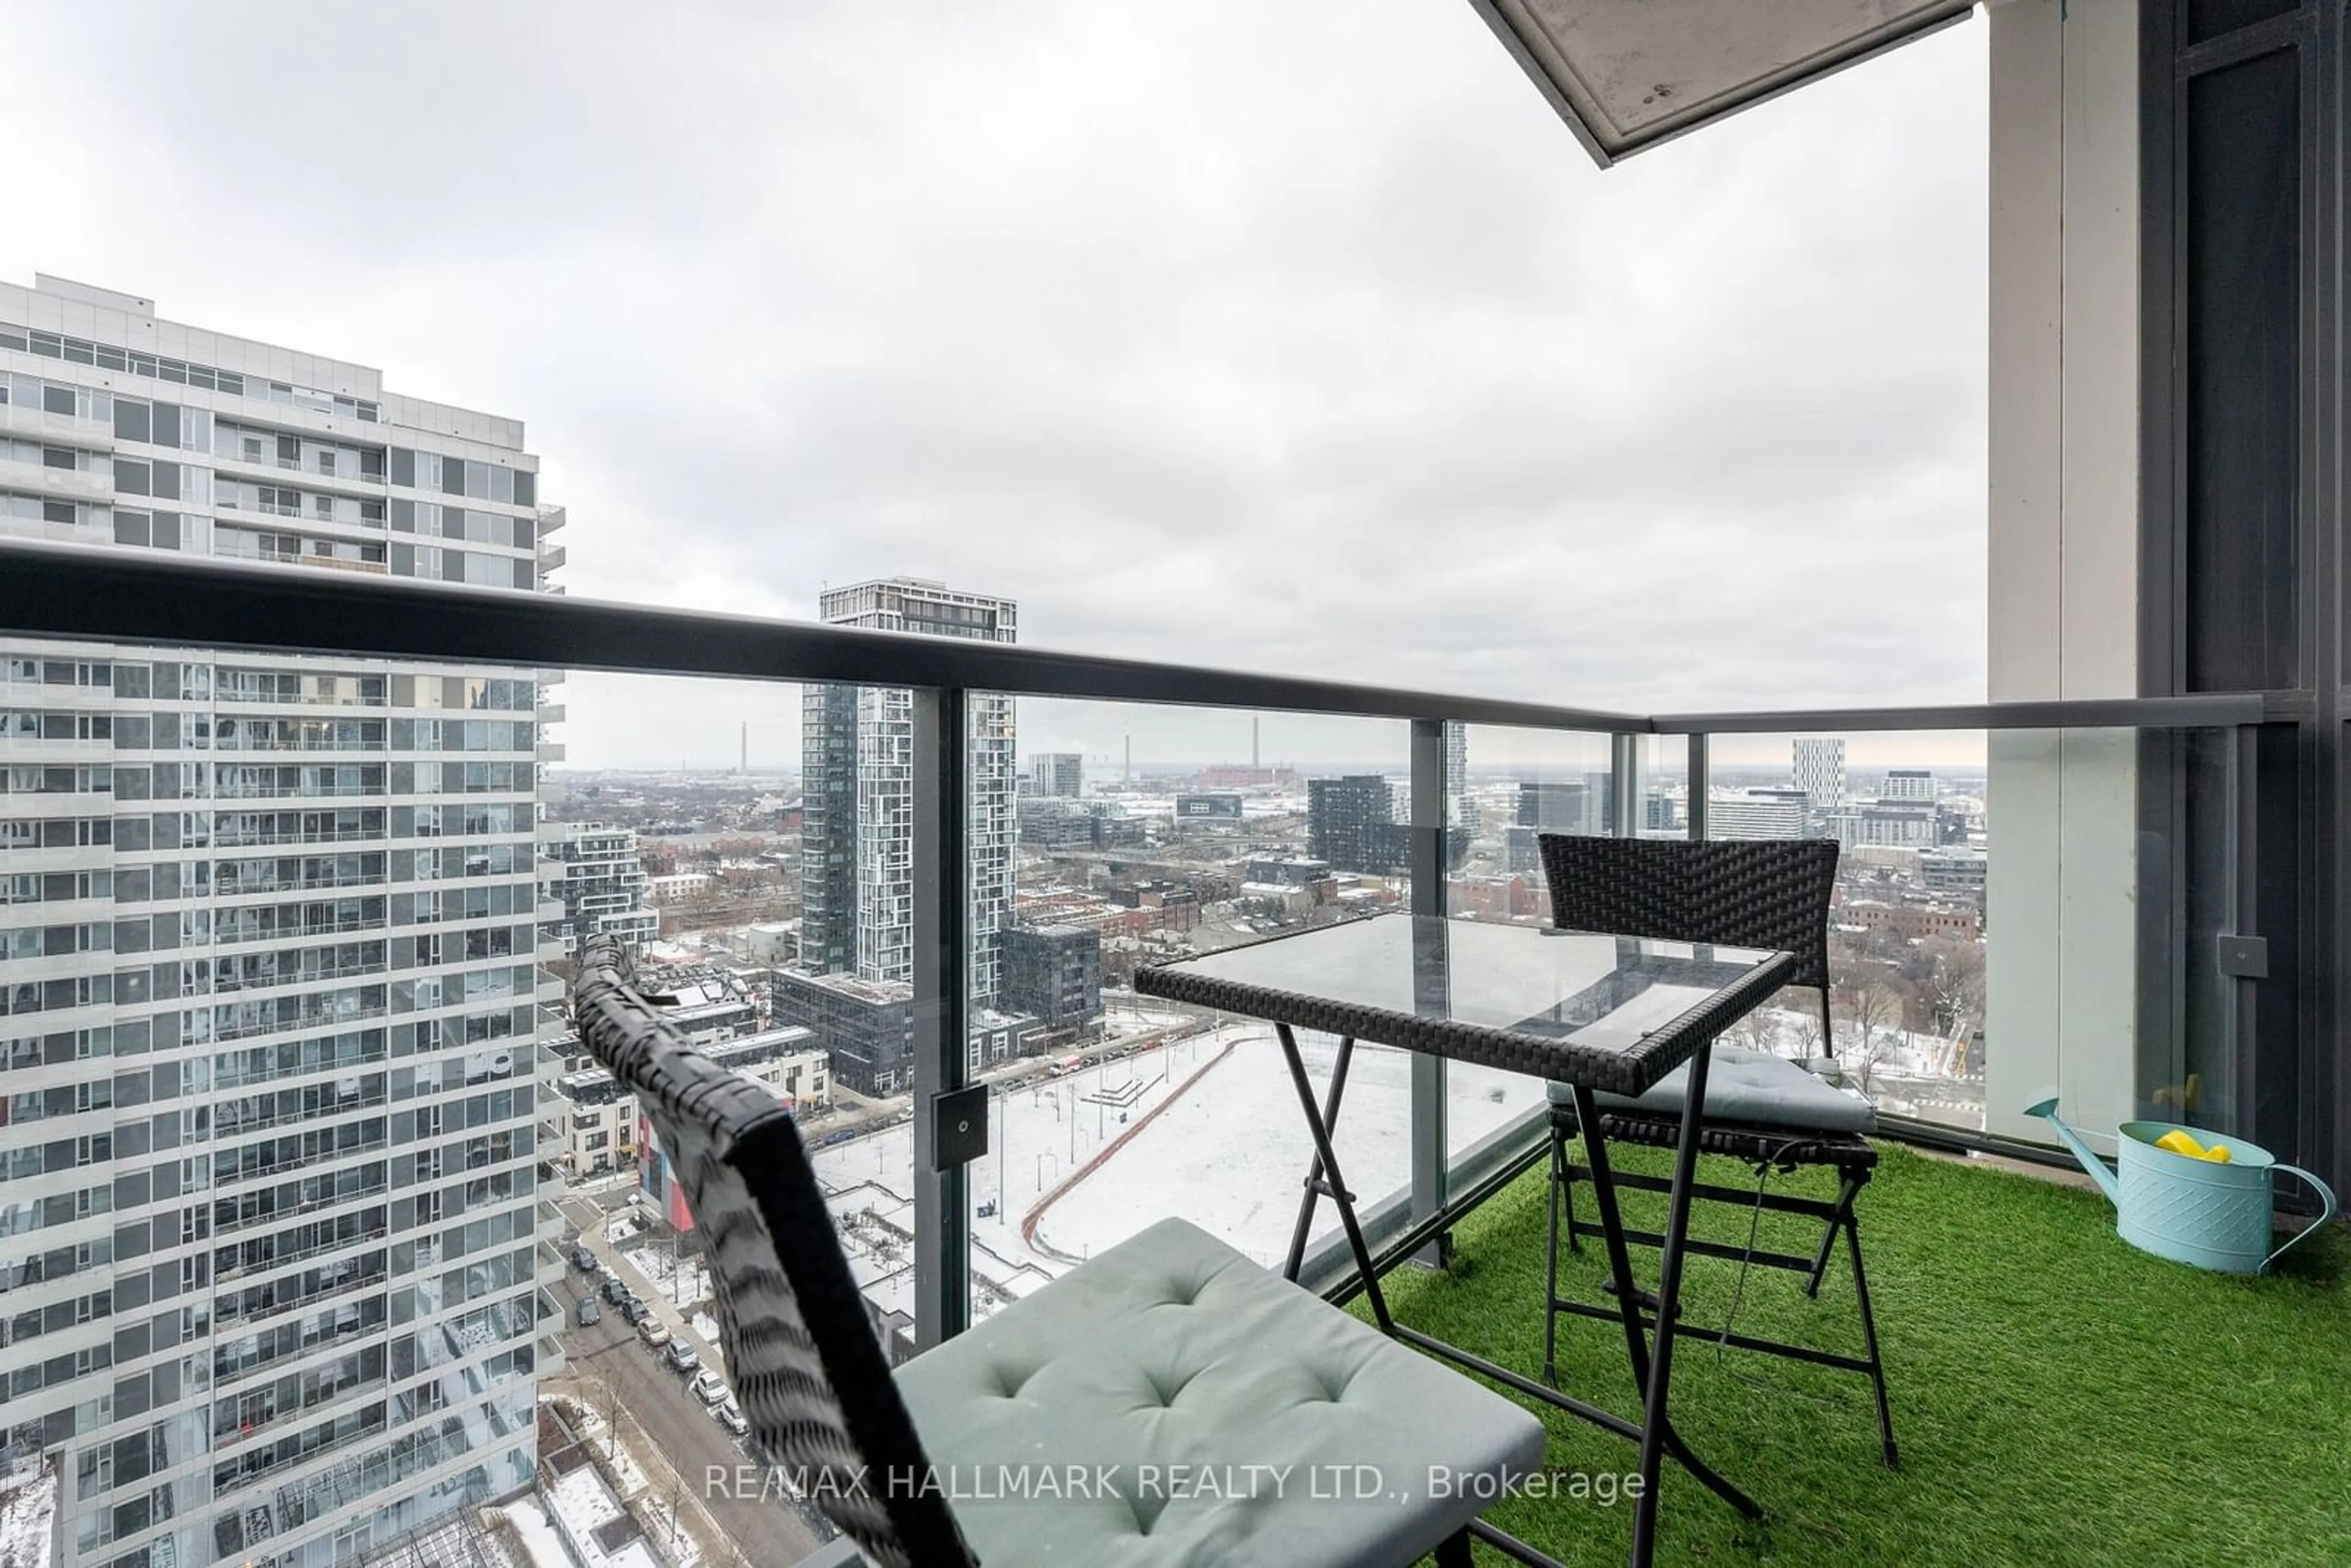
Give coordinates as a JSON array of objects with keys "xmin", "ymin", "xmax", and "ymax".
[{"xmin": 1371, "ymin": 1143, "xmax": 2350, "ymax": 1567}]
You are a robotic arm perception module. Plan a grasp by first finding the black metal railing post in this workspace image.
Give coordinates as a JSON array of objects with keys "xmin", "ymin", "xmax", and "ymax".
[
  {"xmin": 1611, "ymin": 731, "xmax": 1640, "ymax": 838},
  {"xmin": 910, "ymin": 686, "xmax": 972, "ymax": 1348},
  {"xmin": 1408, "ymin": 718, "xmax": 1451, "ymax": 1266},
  {"xmin": 1687, "ymin": 733, "xmax": 1711, "ymax": 841}
]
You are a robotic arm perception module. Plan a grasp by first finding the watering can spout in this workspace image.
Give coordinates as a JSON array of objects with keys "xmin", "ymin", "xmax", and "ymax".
[{"xmin": 2025, "ymin": 1097, "xmax": 2121, "ymax": 1206}]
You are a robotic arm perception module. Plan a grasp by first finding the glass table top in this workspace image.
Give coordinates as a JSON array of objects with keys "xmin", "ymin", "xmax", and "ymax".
[{"xmin": 1138, "ymin": 915, "xmax": 1789, "ymax": 1083}]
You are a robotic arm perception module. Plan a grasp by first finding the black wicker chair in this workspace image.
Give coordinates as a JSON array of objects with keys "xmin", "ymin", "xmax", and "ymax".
[
  {"xmin": 568, "ymin": 936, "xmax": 1545, "ymax": 1568},
  {"xmin": 1534, "ymin": 836, "xmax": 1897, "ymax": 1467}
]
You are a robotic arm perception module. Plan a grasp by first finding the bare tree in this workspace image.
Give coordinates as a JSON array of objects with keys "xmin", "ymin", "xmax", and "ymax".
[
  {"xmin": 1838, "ymin": 981, "xmax": 1903, "ymax": 1098},
  {"xmin": 1783, "ymin": 1005, "xmax": 1824, "ymax": 1063},
  {"xmin": 1922, "ymin": 937, "xmax": 1987, "ymax": 1057}
]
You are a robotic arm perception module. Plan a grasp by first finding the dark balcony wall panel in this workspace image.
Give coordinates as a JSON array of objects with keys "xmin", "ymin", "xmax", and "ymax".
[
  {"xmin": 2181, "ymin": 47, "xmax": 2301, "ymax": 692},
  {"xmin": 2186, "ymin": 0, "xmax": 2299, "ymax": 48}
]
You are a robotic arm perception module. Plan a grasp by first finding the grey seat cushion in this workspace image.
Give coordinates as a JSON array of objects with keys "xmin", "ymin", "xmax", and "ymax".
[
  {"xmin": 1547, "ymin": 1045, "xmax": 1878, "ymax": 1135},
  {"xmin": 894, "ymin": 1217, "xmax": 1547, "ymax": 1567}
]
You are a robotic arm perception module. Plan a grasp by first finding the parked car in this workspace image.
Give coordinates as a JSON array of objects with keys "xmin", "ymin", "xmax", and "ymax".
[
  {"xmin": 714, "ymin": 1402, "xmax": 749, "ymax": 1437},
  {"xmin": 568, "ymin": 1245, "xmax": 598, "ymax": 1272},
  {"xmin": 638, "ymin": 1317, "xmax": 670, "ymax": 1349},
  {"xmin": 690, "ymin": 1370, "xmax": 729, "ymax": 1406},
  {"xmin": 617, "ymin": 1297, "xmax": 647, "ymax": 1326},
  {"xmin": 664, "ymin": 1340, "xmax": 701, "ymax": 1375},
  {"xmin": 575, "ymin": 1297, "xmax": 601, "ymax": 1327},
  {"xmin": 599, "ymin": 1275, "xmax": 630, "ymax": 1305}
]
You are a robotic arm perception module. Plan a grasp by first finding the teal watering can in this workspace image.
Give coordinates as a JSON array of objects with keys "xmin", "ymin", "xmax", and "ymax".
[{"xmin": 2026, "ymin": 1098, "xmax": 2338, "ymax": 1276}]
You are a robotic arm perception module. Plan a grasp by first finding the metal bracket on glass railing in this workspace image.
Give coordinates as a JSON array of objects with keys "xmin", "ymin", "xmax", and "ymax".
[
  {"xmin": 930, "ymin": 1084, "xmax": 989, "ymax": 1171},
  {"xmin": 2216, "ymin": 934, "xmax": 2269, "ymax": 979}
]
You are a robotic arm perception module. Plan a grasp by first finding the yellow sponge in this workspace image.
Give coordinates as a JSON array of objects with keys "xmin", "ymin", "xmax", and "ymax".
[{"xmin": 2153, "ymin": 1129, "xmax": 2232, "ymax": 1162}]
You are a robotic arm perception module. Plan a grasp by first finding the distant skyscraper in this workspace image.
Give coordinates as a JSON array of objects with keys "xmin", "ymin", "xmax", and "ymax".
[
  {"xmin": 1030, "ymin": 752, "xmax": 1082, "ymax": 798},
  {"xmin": 547, "ymin": 822, "xmax": 659, "ymax": 947},
  {"xmin": 801, "ymin": 681, "xmax": 861, "ymax": 975},
  {"xmin": 1711, "ymin": 789, "xmax": 1810, "ymax": 840},
  {"xmin": 1516, "ymin": 779, "xmax": 1593, "ymax": 831},
  {"xmin": 1793, "ymin": 738, "xmax": 1848, "ymax": 810},
  {"xmin": 1881, "ymin": 768, "xmax": 1937, "ymax": 802},
  {"xmin": 1506, "ymin": 778, "xmax": 1604, "ymax": 873},
  {"xmin": 800, "ymin": 577, "xmax": 1018, "ymax": 1010},
  {"xmin": 1309, "ymin": 775, "xmax": 1404, "ymax": 873},
  {"xmin": 1444, "ymin": 721, "xmax": 1475, "ymax": 841}
]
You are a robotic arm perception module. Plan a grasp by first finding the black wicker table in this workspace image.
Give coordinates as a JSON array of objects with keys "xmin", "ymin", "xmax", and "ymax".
[{"xmin": 1136, "ymin": 913, "xmax": 1796, "ymax": 1568}]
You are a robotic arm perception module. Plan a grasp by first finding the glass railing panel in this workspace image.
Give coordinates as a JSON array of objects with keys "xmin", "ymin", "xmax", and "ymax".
[
  {"xmin": 1698, "ymin": 729, "xmax": 1989, "ymax": 1128},
  {"xmin": 1997, "ymin": 724, "xmax": 2235, "ymax": 1154},
  {"xmin": 931, "ymin": 697, "xmax": 1412, "ymax": 1319},
  {"xmin": 1679, "ymin": 724, "xmax": 2241, "ymax": 1147},
  {"xmin": 1445, "ymin": 724, "xmax": 1623, "ymax": 1166}
]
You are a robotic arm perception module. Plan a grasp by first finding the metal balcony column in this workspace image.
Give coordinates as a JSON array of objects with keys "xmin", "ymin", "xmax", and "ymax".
[
  {"xmin": 1408, "ymin": 718, "xmax": 1451, "ymax": 1267},
  {"xmin": 1611, "ymin": 731, "xmax": 1641, "ymax": 838},
  {"xmin": 1686, "ymin": 733, "xmax": 1711, "ymax": 841},
  {"xmin": 910, "ymin": 687, "xmax": 972, "ymax": 1347}
]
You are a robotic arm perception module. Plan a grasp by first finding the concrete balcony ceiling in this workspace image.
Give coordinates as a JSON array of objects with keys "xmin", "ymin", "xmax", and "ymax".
[{"xmin": 1469, "ymin": 0, "xmax": 1974, "ymax": 165}]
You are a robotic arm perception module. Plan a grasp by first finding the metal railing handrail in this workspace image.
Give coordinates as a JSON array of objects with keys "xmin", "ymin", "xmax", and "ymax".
[
  {"xmin": 0, "ymin": 538, "xmax": 2284, "ymax": 735},
  {"xmin": 1648, "ymin": 694, "xmax": 2274, "ymax": 733},
  {"xmin": 0, "ymin": 538, "xmax": 1641, "ymax": 733}
]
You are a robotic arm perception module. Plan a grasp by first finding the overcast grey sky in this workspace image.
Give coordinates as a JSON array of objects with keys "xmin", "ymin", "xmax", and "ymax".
[{"xmin": 4, "ymin": 2, "xmax": 1989, "ymax": 771}]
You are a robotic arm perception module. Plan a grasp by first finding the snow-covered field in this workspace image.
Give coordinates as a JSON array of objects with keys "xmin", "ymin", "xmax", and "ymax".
[
  {"xmin": 811, "ymin": 1024, "xmax": 1551, "ymax": 1315},
  {"xmin": 806, "ymin": 1002, "xmax": 1985, "ymax": 1326},
  {"xmin": 816, "ymin": 1028, "xmax": 1247, "ymax": 1316}
]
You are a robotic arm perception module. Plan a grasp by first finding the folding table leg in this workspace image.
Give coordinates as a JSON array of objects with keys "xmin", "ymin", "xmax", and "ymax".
[
  {"xmin": 1272, "ymin": 1024, "xmax": 1389, "ymax": 1331},
  {"xmin": 1569, "ymin": 1091, "xmax": 1650, "ymax": 1386},
  {"xmin": 1569, "ymin": 1085, "xmax": 1758, "ymax": 1540},
  {"xmin": 1281, "ymin": 1035, "xmax": 1357, "ymax": 1283},
  {"xmin": 1629, "ymin": 1037, "xmax": 1721, "ymax": 1567}
]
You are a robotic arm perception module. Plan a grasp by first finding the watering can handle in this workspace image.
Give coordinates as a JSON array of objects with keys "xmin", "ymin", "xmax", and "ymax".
[{"xmin": 2262, "ymin": 1165, "xmax": 2341, "ymax": 1273}]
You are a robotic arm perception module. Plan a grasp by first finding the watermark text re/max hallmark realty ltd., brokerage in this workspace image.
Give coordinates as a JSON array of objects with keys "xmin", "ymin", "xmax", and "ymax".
[{"xmin": 706, "ymin": 1464, "xmax": 1648, "ymax": 1507}]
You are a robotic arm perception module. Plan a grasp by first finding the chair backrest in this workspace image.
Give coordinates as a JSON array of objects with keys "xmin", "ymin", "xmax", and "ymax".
[
  {"xmin": 570, "ymin": 936, "xmax": 977, "ymax": 1568},
  {"xmin": 1535, "ymin": 836, "xmax": 1839, "ymax": 1045}
]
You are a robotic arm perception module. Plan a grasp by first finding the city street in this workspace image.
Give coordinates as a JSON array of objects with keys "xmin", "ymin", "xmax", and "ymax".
[{"xmin": 550, "ymin": 1246, "xmax": 823, "ymax": 1564}]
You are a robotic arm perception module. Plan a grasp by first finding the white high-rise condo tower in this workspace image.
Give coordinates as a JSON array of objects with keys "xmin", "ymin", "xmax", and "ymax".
[
  {"xmin": 0, "ymin": 274, "xmax": 563, "ymax": 1568},
  {"xmin": 1792, "ymin": 737, "xmax": 1848, "ymax": 811}
]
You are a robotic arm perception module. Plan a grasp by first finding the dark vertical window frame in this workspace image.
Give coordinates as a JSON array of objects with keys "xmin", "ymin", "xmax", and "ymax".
[
  {"xmin": 2181, "ymin": 40, "xmax": 2303, "ymax": 692},
  {"xmin": 2317, "ymin": 0, "xmax": 2347, "ymax": 1208},
  {"xmin": 2140, "ymin": 0, "xmax": 2340, "ymax": 1190}
]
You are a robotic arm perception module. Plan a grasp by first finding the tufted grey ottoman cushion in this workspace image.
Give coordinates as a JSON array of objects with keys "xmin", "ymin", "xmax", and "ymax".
[
  {"xmin": 890, "ymin": 1217, "xmax": 1547, "ymax": 1566},
  {"xmin": 1545, "ymin": 1045, "xmax": 1878, "ymax": 1135}
]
